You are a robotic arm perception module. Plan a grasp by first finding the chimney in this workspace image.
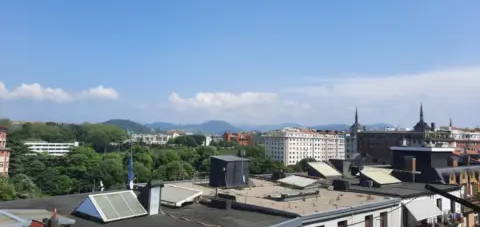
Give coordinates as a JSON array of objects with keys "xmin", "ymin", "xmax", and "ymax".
[
  {"xmin": 431, "ymin": 122, "xmax": 436, "ymax": 131},
  {"xmin": 138, "ymin": 180, "xmax": 164, "ymax": 215},
  {"xmin": 449, "ymin": 157, "xmax": 458, "ymax": 167},
  {"xmin": 404, "ymin": 156, "xmax": 416, "ymax": 182}
]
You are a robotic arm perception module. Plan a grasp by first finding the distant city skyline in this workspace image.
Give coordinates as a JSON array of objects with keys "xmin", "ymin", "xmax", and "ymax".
[{"xmin": 1, "ymin": 1, "xmax": 480, "ymax": 127}]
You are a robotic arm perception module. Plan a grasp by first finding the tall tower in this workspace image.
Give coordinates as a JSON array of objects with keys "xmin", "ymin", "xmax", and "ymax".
[
  {"xmin": 413, "ymin": 104, "xmax": 431, "ymax": 132},
  {"xmin": 350, "ymin": 107, "xmax": 362, "ymax": 134},
  {"xmin": 346, "ymin": 107, "xmax": 363, "ymax": 159}
]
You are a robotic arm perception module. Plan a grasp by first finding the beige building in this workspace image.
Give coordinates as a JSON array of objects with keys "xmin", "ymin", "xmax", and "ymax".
[{"xmin": 263, "ymin": 128, "xmax": 345, "ymax": 166}]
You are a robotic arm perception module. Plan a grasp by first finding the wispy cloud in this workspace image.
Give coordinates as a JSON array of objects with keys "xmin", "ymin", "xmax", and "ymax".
[
  {"xmin": 168, "ymin": 92, "xmax": 311, "ymax": 123},
  {"xmin": 284, "ymin": 66, "xmax": 480, "ymax": 126},
  {"xmin": 169, "ymin": 92, "xmax": 277, "ymax": 109},
  {"xmin": 285, "ymin": 66, "xmax": 480, "ymax": 102},
  {"xmin": 167, "ymin": 66, "xmax": 480, "ymax": 125},
  {"xmin": 0, "ymin": 82, "xmax": 119, "ymax": 103}
]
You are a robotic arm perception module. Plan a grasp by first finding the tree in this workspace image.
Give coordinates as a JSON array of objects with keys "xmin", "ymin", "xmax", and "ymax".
[
  {"xmin": 0, "ymin": 177, "xmax": 16, "ymax": 201},
  {"xmin": 170, "ymin": 135, "xmax": 206, "ymax": 147},
  {"xmin": 82, "ymin": 123, "xmax": 127, "ymax": 152},
  {"xmin": 63, "ymin": 146, "xmax": 102, "ymax": 193},
  {"xmin": 134, "ymin": 151, "xmax": 154, "ymax": 169},
  {"xmin": 35, "ymin": 168, "xmax": 73, "ymax": 195},
  {"xmin": 163, "ymin": 161, "xmax": 193, "ymax": 181},
  {"xmin": 10, "ymin": 174, "xmax": 42, "ymax": 199},
  {"xmin": 133, "ymin": 162, "xmax": 152, "ymax": 183},
  {"xmin": 0, "ymin": 118, "xmax": 11, "ymax": 128}
]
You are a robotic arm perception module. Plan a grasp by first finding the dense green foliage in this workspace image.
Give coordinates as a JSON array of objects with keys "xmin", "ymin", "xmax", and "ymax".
[
  {"xmin": 7, "ymin": 122, "xmax": 127, "ymax": 152},
  {"xmin": 103, "ymin": 119, "xmax": 152, "ymax": 133},
  {"xmin": 1, "ymin": 121, "xmax": 287, "ymax": 201},
  {"xmin": 169, "ymin": 135, "xmax": 206, "ymax": 147}
]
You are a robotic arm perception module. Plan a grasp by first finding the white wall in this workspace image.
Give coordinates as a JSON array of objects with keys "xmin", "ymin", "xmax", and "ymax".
[
  {"xmin": 401, "ymin": 191, "xmax": 462, "ymax": 227},
  {"xmin": 303, "ymin": 204, "xmax": 402, "ymax": 227},
  {"xmin": 301, "ymin": 190, "xmax": 462, "ymax": 227}
]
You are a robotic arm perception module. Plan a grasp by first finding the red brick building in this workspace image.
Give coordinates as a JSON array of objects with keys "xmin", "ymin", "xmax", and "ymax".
[
  {"xmin": 0, "ymin": 127, "xmax": 11, "ymax": 176},
  {"xmin": 223, "ymin": 132, "xmax": 253, "ymax": 146}
]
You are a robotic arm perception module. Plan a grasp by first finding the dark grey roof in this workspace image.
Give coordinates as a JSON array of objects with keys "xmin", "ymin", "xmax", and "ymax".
[
  {"xmin": 211, "ymin": 155, "xmax": 249, "ymax": 162},
  {"xmin": 0, "ymin": 192, "xmax": 289, "ymax": 227},
  {"xmin": 344, "ymin": 178, "xmax": 460, "ymax": 198}
]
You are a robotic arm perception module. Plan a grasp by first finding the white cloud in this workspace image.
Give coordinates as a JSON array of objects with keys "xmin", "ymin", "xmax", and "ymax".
[
  {"xmin": 80, "ymin": 85, "xmax": 119, "ymax": 100},
  {"xmin": 1, "ymin": 82, "xmax": 72, "ymax": 102},
  {"xmin": 287, "ymin": 66, "xmax": 480, "ymax": 101},
  {"xmin": 0, "ymin": 82, "xmax": 119, "ymax": 103},
  {"xmin": 284, "ymin": 66, "xmax": 480, "ymax": 126},
  {"xmin": 169, "ymin": 92, "xmax": 277, "ymax": 109},
  {"xmin": 168, "ymin": 91, "xmax": 311, "ymax": 123}
]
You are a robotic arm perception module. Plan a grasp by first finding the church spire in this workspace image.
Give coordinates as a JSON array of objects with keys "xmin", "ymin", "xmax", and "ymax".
[
  {"xmin": 355, "ymin": 107, "xmax": 358, "ymax": 124},
  {"xmin": 420, "ymin": 104, "xmax": 424, "ymax": 122},
  {"xmin": 449, "ymin": 118, "xmax": 453, "ymax": 128},
  {"xmin": 413, "ymin": 103, "xmax": 431, "ymax": 132}
]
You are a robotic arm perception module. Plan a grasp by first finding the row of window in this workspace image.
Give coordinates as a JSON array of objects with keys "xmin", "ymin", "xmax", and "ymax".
[{"xmin": 323, "ymin": 212, "xmax": 387, "ymax": 227}]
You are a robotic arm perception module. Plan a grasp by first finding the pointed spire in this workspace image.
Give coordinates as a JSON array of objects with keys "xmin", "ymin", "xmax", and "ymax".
[
  {"xmin": 420, "ymin": 103, "xmax": 424, "ymax": 122},
  {"xmin": 355, "ymin": 107, "xmax": 358, "ymax": 124},
  {"xmin": 450, "ymin": 118, "xmax": 453, "ymax": 128}
]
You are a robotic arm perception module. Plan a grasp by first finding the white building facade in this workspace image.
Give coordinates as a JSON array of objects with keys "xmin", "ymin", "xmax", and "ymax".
[
  {"xmin": 129, "ymin": 133, "xmax": 172, "ymax": 145},
  {"xmin": 263, "ymin": 128, "xmax": 345, "ymax": 166},
  {"xmin": 24, "ymin": 141, "xmax": 79, "ymax": 156}
]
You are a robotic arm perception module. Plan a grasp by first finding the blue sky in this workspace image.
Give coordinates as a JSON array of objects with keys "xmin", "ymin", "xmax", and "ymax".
[{"xmin": 1, "ymin": 1, "xmax": 480, "ymax": 127}]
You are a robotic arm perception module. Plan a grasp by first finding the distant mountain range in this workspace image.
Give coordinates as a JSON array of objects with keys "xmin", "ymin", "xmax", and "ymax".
[
  {"xmin": 103, "ymin": 119, "xmax": 153, "ymax": 133},
  {"xmin": 104, "ymin": 119, "xmax": 394, "ymax": 134},
  {"xmin": 146, "ymin": 120, "xmax": 241, "ymax": 134}
]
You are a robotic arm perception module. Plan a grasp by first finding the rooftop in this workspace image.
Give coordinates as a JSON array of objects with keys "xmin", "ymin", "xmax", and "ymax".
[
  {"xmin": 345, "ymin": 178, "xmax": 460, "ymax": 198},
  {"xmin": 171, "ymin": 178, "xmax": 397, "ymax": 216},
  {"xmin": 211, "ymin": 155, "xmax": 249, "ymax": 162},
  {"xmin": 307, "ymin": 162, "xmax": 342, "ymax": 178},
  {"xmin": 0, "ymin": 190, "xmax": 289, "ymax": 227}
]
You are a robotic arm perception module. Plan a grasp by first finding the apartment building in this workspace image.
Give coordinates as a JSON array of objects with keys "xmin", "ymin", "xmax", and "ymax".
[
  {"xmin": 264, "ymin": 128, "xmax": 345, "ymax": 166},
  {"xmin": 0, "ymin": 127, "xmax": 11, "ymax": 176},
  {"xmin": 129, "ymin": 133, "xmax": 172, "ymax": 145},
  {"xmin": 24, "ymin": 141, "xmax": 79, "ymax": 156},
  {"xmin": 223, "ymin": 132, "xmax": 253, "ymax": 146}
]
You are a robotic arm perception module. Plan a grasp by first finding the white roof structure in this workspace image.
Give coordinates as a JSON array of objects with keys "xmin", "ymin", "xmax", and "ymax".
[
  {"xmin": 403, "ymin": 198, "xmax": 442, "ymax": 221},
  {"xmin": 277, "ymin": 175, "xmax": 318, "ymax": 188},
  {"xmin": 161, "ymin": 185, "xmax": 203, "ymax": 207},
  {"xmin": 74, "ymin": 190, "xmax": 147, "ymax": 223},
  {"xmin": 307, "ymin": 162, "xmax": 342, "ymax": 178},
  {"xmin": 360, "ymin": 167, "xmax": 401, "ymax": 185}
]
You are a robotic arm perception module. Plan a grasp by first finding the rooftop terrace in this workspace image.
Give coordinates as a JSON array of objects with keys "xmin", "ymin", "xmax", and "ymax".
[
  {"xmin": 0, "ymin": 190, "xmax": 289, "ymax": 227},
  {"xmin": 172, "ymin": 178, "xmax": 396, "ymax": 216}
]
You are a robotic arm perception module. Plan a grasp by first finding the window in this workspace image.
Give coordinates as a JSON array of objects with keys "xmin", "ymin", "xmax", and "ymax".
[
  {"xmin": 451, "ymin": 200, "xmax": 456, "ymax": 213},
  {"xmin": 337, "ymin": 220, "xmax": 347, "ymax": 227},
  {"xmin": 380, "ymin": 212, "xmax": 388, "ymax": 227},
  {"xmin": 365, "ymin": 215, "xmax": 373, "ymax": 227},
  {"xmin": 436, "ymin": 198, "xmax": 443, "ymax": 223}
]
